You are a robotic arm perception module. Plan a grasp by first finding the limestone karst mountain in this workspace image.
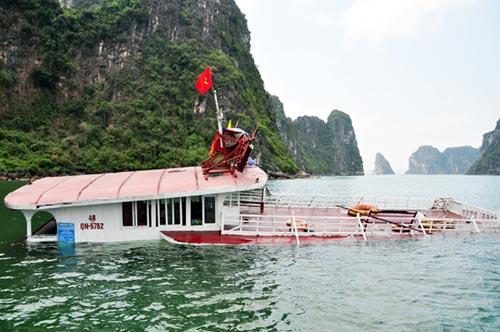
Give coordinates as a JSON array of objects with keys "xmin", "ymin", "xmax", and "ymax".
[
  {"xmin": 271, "ymin": 96, "xmax": 364, "ymax": 175},
  {"xmin": 407, "ymin": 145, "xmax": 480, "ymax": 174},
  {"xmin": 0, "ymin": 0, "xmax": 299, "ymax": 176},
  {"xmin": 373, "ymin": 153, "xmax": 395, "ymax": 175}
]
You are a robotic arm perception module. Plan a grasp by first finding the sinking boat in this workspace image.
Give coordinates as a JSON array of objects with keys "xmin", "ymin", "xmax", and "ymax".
[
  {"xmin": 4, "ymin": 68, "xmax": 500, "ymax": 245},
  {"xmin": 4, "ymin": 136, "xmax": 500, "ymax": 245}
]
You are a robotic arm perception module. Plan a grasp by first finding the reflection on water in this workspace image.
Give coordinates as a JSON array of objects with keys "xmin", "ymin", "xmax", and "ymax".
[{"xmin": 0, "ymin": 176, "xmax": 499, "ymax": 330}]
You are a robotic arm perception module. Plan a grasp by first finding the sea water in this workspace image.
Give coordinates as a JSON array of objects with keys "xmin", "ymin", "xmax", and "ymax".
[{"xmin": 0, "ymin": 175, "xmax": 499, "ymax": 331}]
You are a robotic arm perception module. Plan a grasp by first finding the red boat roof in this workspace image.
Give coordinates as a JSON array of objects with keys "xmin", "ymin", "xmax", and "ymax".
[{"xmin": 5, "ymin": 166, "xmax": 267, "ymax": 210}]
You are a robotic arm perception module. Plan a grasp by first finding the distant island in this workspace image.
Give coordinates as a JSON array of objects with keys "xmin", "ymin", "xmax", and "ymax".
[
  {"xmin": 405, "ymin": 118, "xmax": 500, "ymax": 175},
  {"xmin": 373, "ymin": 153, "xmax": 395, "ymax": 175},
  {"xmin": 406, "ymin": 146, "xmax": 480, "ymax": 174}
]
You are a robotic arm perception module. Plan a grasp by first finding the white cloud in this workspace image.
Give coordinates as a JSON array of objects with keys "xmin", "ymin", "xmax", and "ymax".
[{"xmin": 341, "ymin": 0, "xmax": 477, "ymax": 43}]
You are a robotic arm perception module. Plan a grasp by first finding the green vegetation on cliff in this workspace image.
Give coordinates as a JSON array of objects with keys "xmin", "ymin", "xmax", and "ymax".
[
  {"xmin": 468, "ymin": 119, "xmax": 500, "ymax": 175},
  {"xmin": 0, "ymin": 0, "xmax": 298, "ymax": 177},
  {"xmin": 271, "ymin": 96, "xmax": 364, "ymax": 175}
]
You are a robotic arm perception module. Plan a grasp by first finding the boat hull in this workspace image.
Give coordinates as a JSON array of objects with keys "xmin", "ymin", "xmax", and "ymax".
[{"xmin": 161, "ymin": 230, "xmax": 379, "ymax": 245}]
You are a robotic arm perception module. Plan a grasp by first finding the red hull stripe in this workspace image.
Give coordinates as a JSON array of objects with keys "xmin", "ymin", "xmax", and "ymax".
[{"xmin": 161, "ymin": 231, "xmax": 356, "ymax": 245}]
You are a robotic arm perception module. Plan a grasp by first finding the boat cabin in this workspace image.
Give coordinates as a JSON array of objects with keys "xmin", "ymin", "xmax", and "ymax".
[{"xmin": 4, "ymin": 166, "xmax": 267, "ymax": 243}]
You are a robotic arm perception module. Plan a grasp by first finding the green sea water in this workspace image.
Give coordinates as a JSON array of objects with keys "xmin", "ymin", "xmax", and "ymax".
[{"xmin": 0, "ymin": 176, "xmax": 499, "ymax": 331}]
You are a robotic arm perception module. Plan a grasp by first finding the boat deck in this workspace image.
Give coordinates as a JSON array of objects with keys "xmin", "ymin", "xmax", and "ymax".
[
  {"xmin": 161, "ymin": 202, "xmax": 499, "ymax": 245},
  {"xmin": 244, "ymin": 206, "xmax": 466, "ymax": 219},
  {"xmin": 227, "ymin": 205, "xmax": 473, "ymax": 237}
]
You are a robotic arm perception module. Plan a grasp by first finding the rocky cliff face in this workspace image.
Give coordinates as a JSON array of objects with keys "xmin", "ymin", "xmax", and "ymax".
[
  {"xmin": 407, "ymin": 146, "xmax": 445, "ymax": 174},
  {"xmin": 0, "ymin": 0, "xmax": 298, "ymax": 176},
  {"xmin": 271, "ymin": 96, "xmax": 364, "ymax": 175},
  {"xmin": 468, "ymin": 119, "xmax": 500, "ymax": 175},
  {"xmin": 407, "ymin": 145, "xmax": 480, "ymax": 174},
  {"xmin": 373, "ymin": 153, "xmax": 394, "ymax": 175},
  {"xmin": 442, "ymin": 146, "xmax": 480, "ymax": 174}
]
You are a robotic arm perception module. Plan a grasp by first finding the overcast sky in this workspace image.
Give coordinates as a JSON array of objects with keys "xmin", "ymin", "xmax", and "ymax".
[{"xmin": 234, "ymin": 0, "xmax": 500, "ymax": 173}]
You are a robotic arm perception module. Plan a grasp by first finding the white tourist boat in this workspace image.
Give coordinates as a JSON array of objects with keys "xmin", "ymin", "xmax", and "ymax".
[
  {"xmin": 4, "ymin": 67, "xmax": 500, "ymax": 245},
  {"xmin": 4, "ymin": 165, "xmax": 500, "ymax": 245}
]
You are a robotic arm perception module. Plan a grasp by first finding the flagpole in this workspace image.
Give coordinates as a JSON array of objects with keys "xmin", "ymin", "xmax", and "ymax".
[
  {"xmin": 212, "ymin": 89, "xmax": 224, "ymax": 148},
  {"xmin": 213, "ymin": 89, "xmax": 223, "ymax": 135}
]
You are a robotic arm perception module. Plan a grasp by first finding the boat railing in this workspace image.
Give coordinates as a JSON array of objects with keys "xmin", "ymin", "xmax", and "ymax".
[
  {"xmin": 221, "ymin": 192, "xmax": 500, "ymax": 238},
  {"xmin": 443, "ymin": 199, "xmax": 499, "ymax": 220},
  {"xmin": 221, "ymin": 210, "xmax": 500, "ymax": 238},
  {"xmin": 230, "ymin": 193, "xmax": 500, "ymax": 220},
  {"xmin": 231, "ymin": 192, "xmax": 436, "ymax": 211},
  {"xmin": 419, "ymin": 216, "xmax": 500, "ymax": 233},
  {"xmin": 222, "ymin": 213, "xmax": 367, "ymax": 238}
]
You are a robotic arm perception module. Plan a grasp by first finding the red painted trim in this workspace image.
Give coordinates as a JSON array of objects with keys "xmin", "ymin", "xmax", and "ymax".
[
  {"xmin": 157, "ymin": 169, "xmax": 168, "ymax": 195},
  {"xmin": 35, "ymin": 177, "xmax": 70, "ymax": 206},
  {"xmin": 77, "ymin": 174, "xmax": 106, "ymax": 201},
  {"xmin": 161, "ymin": 231, "xmax": 356, "ymax": 246},
  {"xmin": 116, "ymin": 171, "xmax": 136, "ymax": 198}
]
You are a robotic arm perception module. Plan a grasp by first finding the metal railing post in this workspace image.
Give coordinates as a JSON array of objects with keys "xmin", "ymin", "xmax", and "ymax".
[
  {"xmin": 292, "ymin": 211, "xmax": 300, "ymax": 246},
  {"xmin": 356, "ymin": 213, "xmax": 367, "ymax": 241},
  {"xmin": 415, "ymin": 212, "xmax": 427, "ymax": 236},
  {"xmin": 221, "ymin": 209, "xmax": 225, "ymax": 233},
  {"xmin": 471, "ymin": 218, "xmax": 481, "ymax": 234}
]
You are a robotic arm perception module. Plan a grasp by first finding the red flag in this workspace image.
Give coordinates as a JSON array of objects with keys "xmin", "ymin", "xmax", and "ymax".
[{"xmin": 195, "ymin": 67, "xmax": 213, "ymax": 95}]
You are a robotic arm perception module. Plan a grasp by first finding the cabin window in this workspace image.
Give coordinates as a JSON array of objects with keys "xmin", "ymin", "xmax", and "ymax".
[
  {"xmin": 173, "ymin": 198, "xmax": 186, "ymax": 226},
  {"xmin": 167, "ymin": 199, "xmax": 173, "ymax": 225},
  {"xmin": 122, "ymin": 202, "xmax": 133, "ymax": 227},
  {"xmin": 204, "ymin": 196, "xmax": 216, "ymax": 224},
  {"xmin": 189, "ymin": 195, "xmax": 216, "ymax": 226},
  {"xmin": 191, "ymin": 196, "xmax": 203, "ymax": 226},
  {"xmin": 181, "ymin": 198, "xmax": 186, "ymax": 226},
  {"xmin": 154, "ymin": 202, "xmax": 158, "ymax": 227},
  {"xmin": 148, "ymin": 201, "xmax": 153, "ymax": 227},
  {"xmin": 173, "ymin": 198, "xmax": 181, "ymax": 225},
  {"xmin": 147, "ymin": 201, "xmax": 156, "ymax": 227},
  {"xmin": 137, "ymin": 201, "xmax": 148, "ymax": 226},
  {"xmin": 159, "ymin": 200, "xmax": 166, "ymax": 226}
]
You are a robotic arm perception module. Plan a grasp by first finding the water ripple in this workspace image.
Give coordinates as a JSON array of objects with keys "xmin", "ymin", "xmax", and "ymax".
[{"xmin": 0, "ymin": 237, "xmax": 498, "ymax": 330}]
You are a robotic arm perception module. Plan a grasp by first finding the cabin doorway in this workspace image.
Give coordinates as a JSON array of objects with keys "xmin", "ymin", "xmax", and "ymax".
[{"xmin": 31, "ymin": 211, "xmax": 57, "ymax": 236}]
